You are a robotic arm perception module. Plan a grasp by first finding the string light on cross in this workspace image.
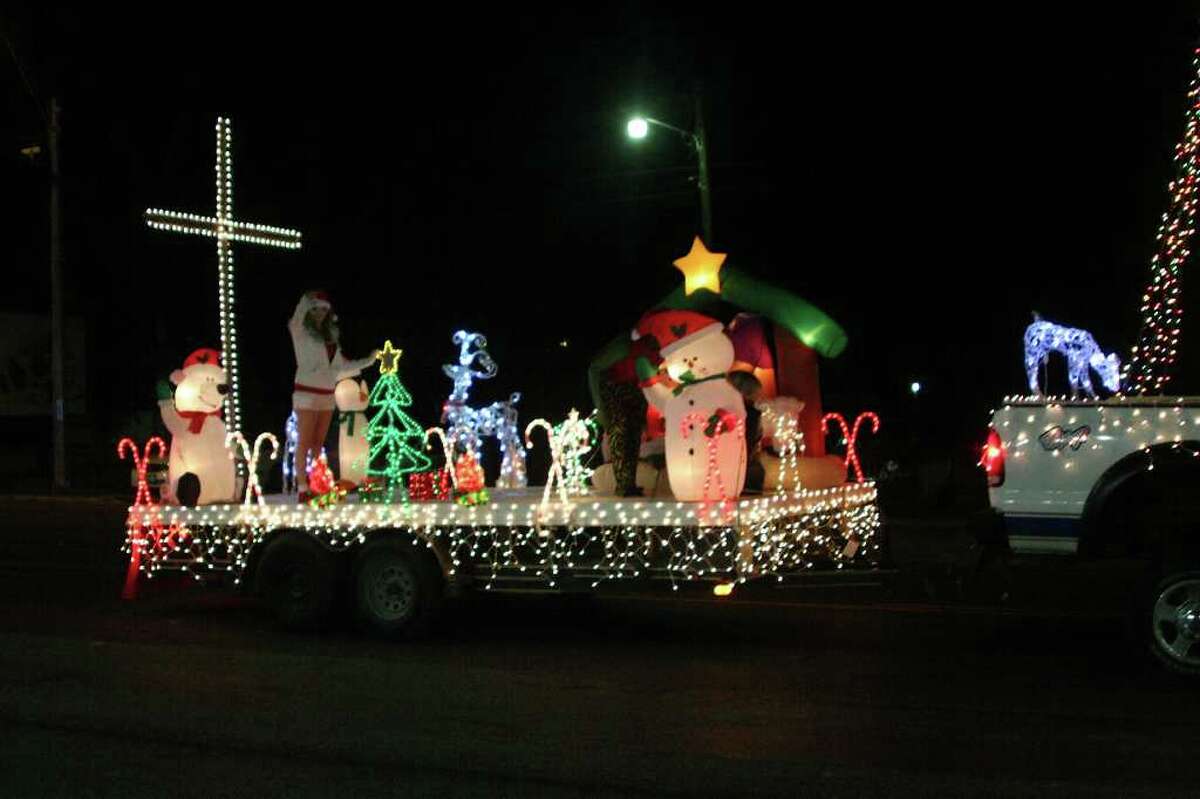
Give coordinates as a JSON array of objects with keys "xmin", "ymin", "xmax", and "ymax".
[{"xmin": 144, "ymin": 117, "xmax": 302, "ymax": 440}]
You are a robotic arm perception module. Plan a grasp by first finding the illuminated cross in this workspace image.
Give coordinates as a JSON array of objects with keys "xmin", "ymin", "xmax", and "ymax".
[{"xmin": 145, "ymin": 117, "xmax": 302, "ymax": 439}]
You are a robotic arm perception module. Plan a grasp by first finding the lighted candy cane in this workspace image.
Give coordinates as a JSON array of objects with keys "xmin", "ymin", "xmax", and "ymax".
[
  {"xmin": 821, "ymin": 411, "xmax": 880, "ymax": 483},
  {"xmin": 525, "ymin": 418, "xmax": 567, "ymax": 505},
  {"xmin": 424, "ymin": 426, "xmax": 459, "ymax": 490},
  {"xmin": 117, "ymin": 436, "xmax": 167, "ymax": 600},
  {"xmin": 225, "ymin": 431, "xmax": 280, "ymax": 507},
  {"xmin": 755, "ymin": 401, "xmax": 805, "ymax": 494},
  {"xmin": 679, "ymin": 411, "xmax": 746, "ymax": 517},
  {"xmin": 118, "ymin": 436, "xmax": 167, "ymax": 508},
  {"xmin": 555, "ymin": 409, "xmax": 595, "ymax": 496}
]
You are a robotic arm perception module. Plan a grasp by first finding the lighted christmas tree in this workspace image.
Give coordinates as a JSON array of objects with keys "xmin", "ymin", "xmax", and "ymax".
[
  {"xmin": 362, "ymin": 340, "xmax": 432, "ymax": 502},
  {"xmin": 1126, "ymin": 46, "xmax": 1200, "ymax": 394}
]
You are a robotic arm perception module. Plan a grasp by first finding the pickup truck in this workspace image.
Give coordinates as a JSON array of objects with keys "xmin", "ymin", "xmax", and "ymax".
[{"xmin": 984, "ymin": 394, "xmax": 1200, "ymax": 675}]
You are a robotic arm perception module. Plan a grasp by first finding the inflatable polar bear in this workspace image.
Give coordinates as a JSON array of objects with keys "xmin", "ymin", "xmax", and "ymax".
[{"xmin": 157, "ymin": 348, "xmax": 237, "ymax": 506}]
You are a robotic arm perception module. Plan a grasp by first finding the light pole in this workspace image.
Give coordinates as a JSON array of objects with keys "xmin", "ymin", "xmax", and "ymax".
[
  {"xmin": 626, "ymin": 87, "xmax": 713, "ymax": 245},
  {"xmin": 49, "ymin": 97, "xmax": 66, "ymax": 489}
]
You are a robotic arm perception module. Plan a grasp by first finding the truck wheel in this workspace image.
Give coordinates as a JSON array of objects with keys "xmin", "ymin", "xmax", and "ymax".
[
  {"xmin": 1145, "ymin": 569, "xmax": 1200, "ymax": 677},
  {"xmin": 256, "ymin": 533, "xmax": 338, "ymax": 631},
  {"xmin": 352, "ymin": 540, "xmax": 442, "ymax": 640}
]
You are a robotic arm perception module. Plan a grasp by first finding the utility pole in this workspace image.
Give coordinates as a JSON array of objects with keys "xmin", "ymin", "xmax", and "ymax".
[
  {"xmin": 49, "ymin": 97, "xmax": 66, "ymax": 490},
  {"xmin": 692, "ymin": 85, "xmax": 713, "ymax": 246}
]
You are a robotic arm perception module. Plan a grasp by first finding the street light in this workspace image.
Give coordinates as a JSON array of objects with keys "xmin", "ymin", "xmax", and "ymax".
[{"xmin": 623, "ymin": 87, "xmax": 713, "ymax": 244}]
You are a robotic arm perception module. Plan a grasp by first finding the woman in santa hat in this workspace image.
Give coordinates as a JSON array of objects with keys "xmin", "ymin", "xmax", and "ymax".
[{"xmin": 289, "ymin": 291, "xmax": 378, "ymax": 500}]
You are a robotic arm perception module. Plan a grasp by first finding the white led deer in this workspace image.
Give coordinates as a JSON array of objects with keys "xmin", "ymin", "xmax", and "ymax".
[{"xmin": 441, "ymin": 331, "xmax": 527, "ymax": 489}]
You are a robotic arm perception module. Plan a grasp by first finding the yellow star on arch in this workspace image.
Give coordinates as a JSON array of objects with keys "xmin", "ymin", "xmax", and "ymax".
[
  {"xmin": 377, "ymin": 339, "xmax": 402, "ymax": 375},
  {"xmin": 673, "ymin": 236, "xmax": 726, "ymax": 295}
]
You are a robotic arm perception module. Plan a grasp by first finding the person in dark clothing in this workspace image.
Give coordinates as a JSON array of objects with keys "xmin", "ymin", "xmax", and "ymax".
[{"xmin": 599, "ymin": 333, "xmax": 660, "ymax": 496}]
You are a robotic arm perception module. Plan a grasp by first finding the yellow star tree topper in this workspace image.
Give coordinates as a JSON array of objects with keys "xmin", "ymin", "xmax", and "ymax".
[
  {"xmin": 376, "ymin": 339, "xmax": 402, "ymax": 374},
  {"xmin": 673, "ymin": 236, "xmax": 726, "ymax": 295}
]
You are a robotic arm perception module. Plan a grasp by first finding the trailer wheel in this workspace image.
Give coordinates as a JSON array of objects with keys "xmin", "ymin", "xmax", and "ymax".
[
  {"xmin": 1145, "ymin": 569, "xmax": 1200, "ymax": 677},
  {"xmin": 352, "ymin": 540, "xmax": 442, "ymax": 639},
  {"xmin": 256, "ymin": 533, "xmax": 338, "ymax": 631}
]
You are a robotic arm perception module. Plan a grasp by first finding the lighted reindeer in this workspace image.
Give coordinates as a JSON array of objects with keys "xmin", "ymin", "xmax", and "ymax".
[{"xmin": 441, "ymin": 330, "xmax": 527, "ymax": 489}]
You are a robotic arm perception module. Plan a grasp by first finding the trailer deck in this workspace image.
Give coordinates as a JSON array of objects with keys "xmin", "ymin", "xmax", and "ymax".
[{"xmin": 124, "ymin": 483, "xmax": 880, "ymax": 590}]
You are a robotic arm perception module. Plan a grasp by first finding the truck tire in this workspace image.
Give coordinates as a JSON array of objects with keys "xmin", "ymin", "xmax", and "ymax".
[
  {"xmin": 1144, "ymin": 569, "xmax": 1200, "ymax": 677},
  {"xmin": 255, "ymin": 533, "xmax": 339, "ymax": 631},
  {"xmin": 352, "ymin": 540, "xmax": 442, "ymax": 640}
]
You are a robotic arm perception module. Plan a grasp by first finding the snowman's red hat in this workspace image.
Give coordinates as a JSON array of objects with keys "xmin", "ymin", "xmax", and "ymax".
[
  {"xmin": 632, "ymin": 309, "xmax": 721, "ymax": 352},
  {"xmin": 659, "ymin": 322, "xmax": 725, "ymax": 360}
]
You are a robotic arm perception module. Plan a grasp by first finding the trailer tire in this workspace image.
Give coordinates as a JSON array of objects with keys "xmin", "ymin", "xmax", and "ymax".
[
  {"xmin": 352, "ymin": 540, "xmax": 441, "ymax": 640},
  {"xmin": 256, "ymin": 533, "xmax": 339, "ymax": 631}
]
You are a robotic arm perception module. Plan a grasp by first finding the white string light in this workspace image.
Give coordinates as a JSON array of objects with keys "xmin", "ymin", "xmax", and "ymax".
[
  {"xmin": 991, "ymin": 395, "xmax": 1200, "ymax": 476},
  {"xmin": 122, "ymin": 484, "xmax": 880, "ymax": 591},
  {"xmin": 144, "ymin": 117, "xmax": 303, "ymax": 446}
]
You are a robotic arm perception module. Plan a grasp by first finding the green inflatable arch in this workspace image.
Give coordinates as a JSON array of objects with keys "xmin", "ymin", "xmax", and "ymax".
[{"xmin": 587, "ymin": 266, "xmax": 847, "ymax": 426}]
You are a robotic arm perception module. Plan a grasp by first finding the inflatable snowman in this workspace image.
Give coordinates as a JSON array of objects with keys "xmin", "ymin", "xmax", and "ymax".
[
  {"xmin": 638, "ymin": 314, "xmax": 747, "ymax": 501},
  {"xmin": 157, "ymin": 348, "xmax": 237, "ymax": 506},
  {"xmin": 335, "ymin": 377, "xmax": 371, "ymax": 484}
]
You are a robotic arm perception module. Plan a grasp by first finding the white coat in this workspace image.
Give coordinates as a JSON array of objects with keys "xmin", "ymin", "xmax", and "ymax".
[{"xmin": 289, "ymin": 295, "xmax": 376, "ymax": 410}]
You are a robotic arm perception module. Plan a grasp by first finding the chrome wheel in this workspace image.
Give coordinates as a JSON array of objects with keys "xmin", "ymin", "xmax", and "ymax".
[
  {"xmin": 1152, "ymin": 577, "xmax": 1200, "ymax": 667},
  {"xmin": 364, "ymin": 557, "xmax": 417, "ymax": 623}
]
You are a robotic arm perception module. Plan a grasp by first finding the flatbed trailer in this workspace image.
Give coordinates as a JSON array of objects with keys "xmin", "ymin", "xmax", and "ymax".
[{"xmin": 123, "ymin": 483, "xmax": 881, "ymax": 636}]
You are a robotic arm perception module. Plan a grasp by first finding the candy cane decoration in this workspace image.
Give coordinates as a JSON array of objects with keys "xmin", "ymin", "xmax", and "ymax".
[
  {"xmin": 424, "ymin": 426, "xmax": 459, "ymax": 491},
  {"xmin": 525, "ymin": 418, "xmax": 567, "ymax": 505},
  {"xmin": 117, "ymin": 436, "xmax": 167, "ymax": 600},
  {"xmin": 821, "ymin": 411, "xmax": 880, "ymax": 483},
  {"xmin": 555, "ymin": 409, "xmax": 595, "ymax": 496},
  {"xmin": 226, "ymin": 431, "xmax": 280, "ymax": 507},
  {"xmin": 118, "ymin": 436, "xmax": 167, "ymax": 508},
  {"xmin": 679, "ymin": 411, "xmax": 746, "ymax": 517},
  {"xmin": 755, "ymin": 400, "xmax": 806, "ymax": 494}
]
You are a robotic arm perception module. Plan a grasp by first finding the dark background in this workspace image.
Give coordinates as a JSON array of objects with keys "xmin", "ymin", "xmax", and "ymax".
[{"xmin": 2, "ymin": 6, "xmax": 1198, "ymax": 496}]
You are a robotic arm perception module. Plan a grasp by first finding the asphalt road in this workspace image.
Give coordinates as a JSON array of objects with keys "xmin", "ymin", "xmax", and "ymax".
[{"xmin": 0, "ymin": 497, "xmax": 1196, "ymax": 798}]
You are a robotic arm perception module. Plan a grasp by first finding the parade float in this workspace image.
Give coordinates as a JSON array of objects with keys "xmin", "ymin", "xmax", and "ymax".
[{"xmin": 120, "ymin": 117, "xmax": 882, "ymax": 635}]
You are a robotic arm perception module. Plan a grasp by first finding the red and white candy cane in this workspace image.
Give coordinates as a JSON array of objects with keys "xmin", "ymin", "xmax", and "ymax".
[
  {"xmin": 679, "ymin": 410, "xmax": 746, "ymax": 516},
  {"xmin": 525, "ymin": 418, "xmax": 567, "ymax": 505},
  {"xmin": 226, "ymin": 431, "xmax": 280, "ymax": 507},
  {"xmin": 821, "ymin": 411, "xmax": 880, "ymax": 483},
  {"xmin": 117, "ymin": 436, "xmax": 166, "ymax": 600},
  {"xmin": 118, "ymin": 436, "xmax": 167, "ymax": 508},
  {"xmin": 424, "ymin": 426, "xmax": 459, "ymax": 491}
]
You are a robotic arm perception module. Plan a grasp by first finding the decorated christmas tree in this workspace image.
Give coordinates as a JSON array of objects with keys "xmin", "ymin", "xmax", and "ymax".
[
  {"xmin": 1126, "ymin": 47, "xmax": 1200, "ymax": 393},
  {"xmin": 362, "ymin": 341, "xmax": 431, "ymax": 502}
]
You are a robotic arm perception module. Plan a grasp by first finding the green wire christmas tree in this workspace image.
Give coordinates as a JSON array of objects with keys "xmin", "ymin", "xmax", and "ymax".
[{"xmin": 362, "ymin": 340, "xmax": 431, "ymax": 502}]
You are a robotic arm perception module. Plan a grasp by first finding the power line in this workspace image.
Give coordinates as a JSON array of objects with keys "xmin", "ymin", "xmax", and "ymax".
[{"xmin": 0, "ymin": 22, "xmax": 46, "ymax": 123}]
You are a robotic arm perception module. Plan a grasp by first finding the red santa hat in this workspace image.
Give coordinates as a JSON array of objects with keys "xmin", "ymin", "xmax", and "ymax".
[
  {"xmin": 632, "ymin": 309, "xmax": 722, "ymax": 355},
  {"xmin": 183, "ymin": 348, "xmax": 222, "ymax": 370}
]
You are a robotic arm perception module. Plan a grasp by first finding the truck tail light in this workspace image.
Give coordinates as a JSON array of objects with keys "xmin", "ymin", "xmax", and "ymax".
[{"xmin": 980, "ymin": 427, "xmax": 1005, "ymax": 487}]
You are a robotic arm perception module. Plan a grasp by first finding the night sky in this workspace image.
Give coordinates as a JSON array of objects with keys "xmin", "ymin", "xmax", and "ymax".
[{"xmin": 3, "ymin": 7, "xmax": 1198, "ymax": 488}]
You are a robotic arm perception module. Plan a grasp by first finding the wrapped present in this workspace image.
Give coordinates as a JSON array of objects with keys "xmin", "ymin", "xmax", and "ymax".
[{"xmin": 408, "ymin": 469, "xmax": 452, "ymax": 501}]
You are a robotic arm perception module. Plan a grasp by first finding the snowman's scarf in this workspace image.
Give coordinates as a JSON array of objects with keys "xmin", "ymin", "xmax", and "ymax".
[{"xmin": 671, "ymin": 371, "xmax": 730, "ymax": 396}]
